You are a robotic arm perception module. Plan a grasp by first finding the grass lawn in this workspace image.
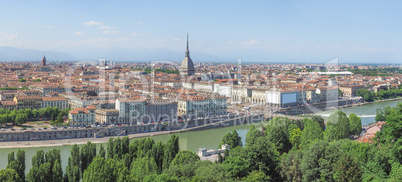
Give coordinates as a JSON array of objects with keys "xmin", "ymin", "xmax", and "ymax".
[{"xmin": 26, "ymin": 121, "xmax": 46, "ymax": 125}]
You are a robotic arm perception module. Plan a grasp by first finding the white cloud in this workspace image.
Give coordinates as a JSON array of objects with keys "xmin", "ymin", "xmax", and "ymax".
[
  {"xmin": 99, "ymin": 26, "xmax": 116, "ymax": 30},
  {"xmin": 227, "ymin": 39, "xmax": 260, "ymax": 46},
  {"xmin": 352, "ymin": 46, "xmax": 396, "ymax": 53},
  {"xmin": 132, "ymin": 32, "xmax": 145, "ymax": 36},
  {"xmin": 172, "ymin": 38, "xmax": 181, "ymax": 41},
  {"xmin": 0, "ymin": 32, "xmax": 19, "ymax": 46},
  {"xmin": 75, "ymin": 32, "xmax": 85, "ymax": 35},
  {"xmin": 103, "ymin": 30, "xmax": 120, "ymax": 34},
  {"xmin": 243, "ymin": 39, "xmax": 260, "ymax": 45},
  {"xmin": 0, "ymin": 32, "xmax": 18, "ymax": 41},
  {"xmin": 152, "ymin": 39, "xmax": 166, "ymax": 42},
  {"xmin": 43, "ymin": 25, "xmax": 54, "ymax": 29},
  {"xmin": 83, "ymin": 20, "xmax": 103, "ymax": 26},
  {"xmin": 137, "ymin": 21, "xmax": 144, "ymax": 24}
]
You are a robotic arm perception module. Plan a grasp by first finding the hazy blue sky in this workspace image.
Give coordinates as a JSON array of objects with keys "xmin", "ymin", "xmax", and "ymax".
[{"xmin": 0, "ymin": 0, "xmax": 401, "ymax": 63}]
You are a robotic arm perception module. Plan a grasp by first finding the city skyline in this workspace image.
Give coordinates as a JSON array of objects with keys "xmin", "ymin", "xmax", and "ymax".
[{"xmin": 0, "ymin": 1, "xmax": 401, "ymax": 63}]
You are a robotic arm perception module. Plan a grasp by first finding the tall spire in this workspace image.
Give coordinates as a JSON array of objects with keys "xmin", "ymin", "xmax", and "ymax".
[{"xmin": 185, "ymin": 33, "xmax": 190, "ymax": 57}]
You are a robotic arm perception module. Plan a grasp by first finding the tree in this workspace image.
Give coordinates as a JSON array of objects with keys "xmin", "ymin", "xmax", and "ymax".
[
  {"xmin": 114, "ymin": 137, "xmax": 122, "ymax": 160},
  {"xmin": 242, "ymin": 170, "xmax": 270, "ymax": 182},
  {"xmin": 242, "ymin": 137, "xmax": 282, "ymax": 181},
  {"xmin": 333, "ymin": 154, "xmax": 362, "ymax": 182},
  {"xmin": 338, "ymin": 89, "xmax": 344, "ymax": 97},
  {"xmin": 301, "ymin": 119, "xmax": 323, "ymax": 148},
  {"xmin": 16, "ymin": 149, "xmax": 25, "ymax": 182},
  {"xmin": 363, "ymin": 145, "xmax": 393, "ymax": 179},
  {"xmin": 325, "ymin": 111, "xmax": 350, "ymax": 142},
  {"xmin": 6, "ymin": 150, "xmax": 25, "ymax": 182},
  {"xmin": 301, "ymin": 140, "xmax": 328, "ymax": 182},
  {"xmin": 389, "ymin": 162, "xmax": 402, "ymax": 182},
  {"xmin": 82, "ymin": 157, "xmax": 130, "ymax": 182},
  {"xmin": 130, "ymin": 157, "xmax": 158, "ymax": 180},
  {"xmin": 319, "ymin": 142, "xmax": 344, "ymax": 182},
  {"xmin": 170, "ymin": 150, "xmax": 200, "ymax": 167},
  {"xmin": 162, "ymin": 135, "xmax": 180, "ymax": 170},
  {"xmin": 99, "ymin": 144, "xmax": 106, "ymax": 158},
  {"xmin": 364, "ymin": 93, "xmax": 373, "ymax": 102},
  {"xmin": 56, "ymin": 113, "xmax": 64, "ymax": 124},
  {"xmin": 32, "ymin": 109, "xmax": 39, "ymax": 119},
  {"xmin": 280, "ymin": 150, "xmax": 303, "ymax": 182},
  {"xmin": 245, "ymin": 125, "xmax": 262, "ymax": 146},
  {"xmin": 107, "ymin": 137, "xmax": 114, "ymax": 159},
  {"xmin": 0, "ymin": 168, "xmax": 21, "ymax": 182},
  {"xmin": 81, "ymin": 141, "xmax": 96, "ymax": 173},
  {"xmin": 375, "ymin": 105, "xmax": 393, "ymax": 122},
  {"xmin": 122, "ymin": 136, "xmax": 130, "ymax": 155},
  {"xmin": 377, "ymin": 103, "xmax": 402, "ymax": 142},
  {"xmin": 312, "ymin": 115, "xmax": 326, "ymax": 131},
  {"xmin": 194, "ymin": 161, "xmax": 227, "ymax": 181},
  {"xmin": 15, "ymin": 113, "xmax": 28, "ymax": 125},
  {"xmin": 356, "ymin": 89, "xmax": 370, "ymax": 97},
  {"xmin": 223, "ymin": 148, "xmax": 248, "ymax": 179},
  {"xmin": 349, "ymin": 113, "xmax": 362, "ymax": 135},
  {"xmin": 27, "ymin": 152, "xmax": 50, "ymax": 182},
  {"xmin": 392, "ymin": 139, "xmax": 402, "ymax": 164},
  {"xmin": 289, "ymin": 128, "xmax": 302, "ymax": 150},
  {"xmin": 24, "ymin": 109, "xmax": 33, "ymax": 119},
  {"xmin": 219, "ymin": 130, "xmax": 243, "ymax": 149},
  {"xmin": 143, "ymin": 174, "xmax": 180, "ymax": 182},
  {"xmin": 52, "ymin": 160, "xmax": 63, "ymax": 182},
  {"xmin": 66, "ymin": 144, "xmax": 80, "ymax": 182},
  {"xmin": 19, "ymin": 78, "xmax": 26, "ymax": 82},
  {"xmin": 265, "ymin": 125, "xmax": 291, "ymax": 154},
  {"xmin": 152, "ymin": 141, "xmax": 165, "ymax": 172}
]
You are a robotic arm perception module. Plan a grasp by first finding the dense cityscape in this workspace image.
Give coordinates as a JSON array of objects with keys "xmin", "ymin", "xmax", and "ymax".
[{"xmin": 1, "ymin": 1, "xmax": 402, "ymax": 182}]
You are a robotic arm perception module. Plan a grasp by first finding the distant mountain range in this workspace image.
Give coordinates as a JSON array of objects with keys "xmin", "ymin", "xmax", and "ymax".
[
  {"xmin": 71, "ymin": 47, "xmax": 234, "ymax": 63},
  {"xmin": 0, "ymin": 46, "xmax": 77, "ymax": 62},
  {"xmin": 1, "ymin": 46, "xmax": 397, "ymax": 64},
  {"xmin": 0, "ymin": 46, "xmax": 233, "ymax": 63}
]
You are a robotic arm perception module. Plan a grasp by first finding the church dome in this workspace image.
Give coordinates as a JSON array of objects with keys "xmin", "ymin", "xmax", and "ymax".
[{"xmin": 181, "ymin": 56, "xmax": 194, "ymax": 70}]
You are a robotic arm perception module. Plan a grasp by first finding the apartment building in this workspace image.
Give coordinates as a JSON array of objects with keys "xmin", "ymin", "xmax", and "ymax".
[
  {"xmin": 316, "ymin": 87, "xmax": 338, "ymax": 102},
  {"xmin": 68, "ymin": 106, "xmax": 96, "ymax": 126},
  {"xmin": 41, "ymin": 97, "xmax": 69, "ymax": 110},
  {"xmin": 0, "ymin": 101, "xmax": 17, "ymax": 110},
  {"xmin": 13, "ymin": 96, "xmax": 42, "ymax": 110},
  {"xmin": 95, "ymin": 109, "xmax": 119, "ymax": 125},
  {"xmin": 177, "ymin": 94, "xmax": 227, "ymax": 117},
  {"xmin": 144, "ymin": 100, "xmax": 178, "ymax": 123},
  {"xmin": 339, "ymin": 85, "xmax": 365, "ymax": 96},
  {"xmin": 115, "ymin": 97, "xmax": 145, "ymax": 124}
]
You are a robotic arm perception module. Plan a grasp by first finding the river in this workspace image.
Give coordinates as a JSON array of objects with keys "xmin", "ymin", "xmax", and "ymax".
[
  {"xmin": 315, "ymin": 99, "xmax": 401, "ymax": 125},
  {"xmin": 0, "ymin": 99, "xmax": 400, "ymax": 173}
]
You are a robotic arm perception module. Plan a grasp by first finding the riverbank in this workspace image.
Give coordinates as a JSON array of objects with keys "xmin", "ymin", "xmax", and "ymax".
[
  {"xmin": 0, "ymin": 131, "xmax": 172, "ymax": 149},
  {"xmin": 344, "ymin": 96, "xmax": 402, "ymax": 108},
  {"xmin": 286, "ymin": 97, "xmax": 402, "ymax": 116},
  {"xmin": 0, "ymin": 114, "xmax": 265, "ymax": 149},
  {"xmin": 317, "ymin": 97, "xmax": 402, "ymax": 113}
]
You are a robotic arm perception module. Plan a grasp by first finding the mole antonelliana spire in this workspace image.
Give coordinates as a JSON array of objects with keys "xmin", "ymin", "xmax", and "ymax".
[{"xmin": 180, "ymin": 33, "xmax": 195, "ymax": 76}]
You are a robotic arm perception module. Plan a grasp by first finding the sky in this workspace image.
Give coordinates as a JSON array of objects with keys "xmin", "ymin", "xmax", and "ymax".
[{"xmin": 0, "ymin": 0, "xmax": 401, "ymax": 63}]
